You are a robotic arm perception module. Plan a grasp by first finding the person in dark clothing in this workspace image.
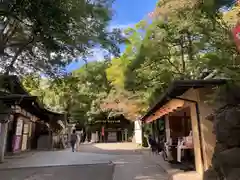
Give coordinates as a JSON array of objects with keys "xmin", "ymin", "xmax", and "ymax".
[
  {"xmin": 70, "ymin": 130, "xmax": 78, "ymax": 152},
  {"xmin": 148, "ymin": 135, "xmax": 158, "ymax": 154}
]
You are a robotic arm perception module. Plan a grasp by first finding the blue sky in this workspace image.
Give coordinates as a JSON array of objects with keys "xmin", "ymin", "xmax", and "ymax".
[{"xmin": 66, "ymin": 0, "xmax": 158, "ymax": 72}]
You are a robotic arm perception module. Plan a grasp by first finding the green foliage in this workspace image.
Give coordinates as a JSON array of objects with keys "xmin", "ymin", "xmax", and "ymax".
[
  {"xmin": 21, "ymin": 74, "xmax": 45, "ymax": 102},
  {"xmin": 22, "ymin": 61, "xmax": 113, "ymax": 125},
  {"xmin": 21, "ymin": 0, "xmax": 240, "ymax": 128},
  {"xmin": 106, "ymin": 57, "xmax": 129, "ymax": 88},
  {"xmin": 0, "ymin": 0, "xmax": 123, "ymax": 75},
  {"xmin": 124, "ymin": 0, "xmax": 240, "ymax": 108}
]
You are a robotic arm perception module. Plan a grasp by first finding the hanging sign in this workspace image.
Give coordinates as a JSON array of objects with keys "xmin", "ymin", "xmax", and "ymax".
[
  {"xmin": 233, "ymin": 24, "xmax": 240, "ymax": 50},
  {"xmin": 95, "ymin": 120, "xmax": 121, "ymax": 124},
  {"xmin": 21, "ymin": 135, "xmax": 28, "ymax": 151},
  {"xmin": 23, "ymin": 123, "xmax": 29, "ymax": 134},
  {"xmin": 15, "ymin": 119, "xmax": 23, "ymax": 136},
  {"xmin": 232, "ymin": 0, "xmax": 240, "ymax": 52}
]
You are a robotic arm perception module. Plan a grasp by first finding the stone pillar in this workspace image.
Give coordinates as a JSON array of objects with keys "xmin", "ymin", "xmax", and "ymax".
[
  {"xmin": 124, "ymin": 129, "xmax": 128, "ymax": 142},
  {"xmin": 91, "ymin": 132, "xmax": 96, "ymax": 143},
  {"xmin": 100, "ymin": 134, "xmax": 103, "ymax": 143},
  {"xmin": 207, "ymin": 106, "xmax": 240, "ymax": 180},
  {"xmin": 165, "ymin": 116, "xmax": 171, "ymax": 143},
  {"xmin": 0, "ymin": 122, "xmax": 8, "ymax": 163},
  {"xmin": 204, "ymin": 85, "xmax": 240, "ymax": 180},
  {"xmin": 96, "ymin": 131, "xmax": 99, "ymax": 142},
  {"xmin": 49, "ymin": 130, "xmax": 53, "ymax": 150}
]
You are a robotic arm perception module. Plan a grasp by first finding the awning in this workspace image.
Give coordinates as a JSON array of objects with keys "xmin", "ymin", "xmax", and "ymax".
[
  {"xmin": 145, "ymin": 99, "xmax": 185, "ymax": 123},
  {"xmin": 141, "ymin": 79, "xmax": 226, "ymax": 122}
]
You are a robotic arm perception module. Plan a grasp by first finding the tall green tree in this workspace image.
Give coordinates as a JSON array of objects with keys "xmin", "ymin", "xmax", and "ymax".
[
  {"xmin": 70, "ymin": 61, "xmax": 111, "ymax": 124},
  {"xmin": 22, "ymin": 61, "xmax": 111, "ymax": 125},
  {"xmin": 0, "ymin": 0, "xmax": 123, "ymax": 75},
  {"xmin": 124, "ymin": 0, "xmax": 239, "ymax": 107}
]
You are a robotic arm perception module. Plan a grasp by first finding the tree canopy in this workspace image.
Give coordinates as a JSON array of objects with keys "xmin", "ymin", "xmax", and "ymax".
[
  {"xmin": 22, "ymin": 0, "xmax": 240, "ymax": 126},
  {"xmin": 0, "ymin": 0, "xmax": 123, "ymax": 76}
]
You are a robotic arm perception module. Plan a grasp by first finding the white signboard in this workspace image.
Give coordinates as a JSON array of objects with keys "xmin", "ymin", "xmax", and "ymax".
[
  {"xmin": 23, "ymin": 124, "xmax": 29, "ymax": 134},
  {"xmin": 16, "ymin": 119, "xmax": 23, "ymax": 136},
  {"xmin": 21, "ymin": 135, "xmax": 28, "ymax": 151},
  {"xmin": 91, "ymin": 133, "xmax": 96, "ymax": 143}
]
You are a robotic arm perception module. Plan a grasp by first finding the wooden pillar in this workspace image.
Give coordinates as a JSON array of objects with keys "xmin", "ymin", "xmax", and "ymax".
[
  {"xmin": 49, "ymin": 129, "xmax": 53, "ymax": 150},
  {"xmin": 189, "ymin": 100, "xmax": 204, "ymax": 175},
  {"xmin": 95, "ymin": 131, "xmax": 98, "ymax": 143},
  {"xmin": 165, "ymin": 115, "xmax": 170, "ymax": 142},
  {"xmin": 154, "ymin": 120, "xmax": 159, "ymax": 143},
  {"xmin": 152, "ymin": 122, "xmax": 155, "ymax": 139},
  {"xmin": 121, "ymin": 130, "xmax": 124, "ymax": 142},
  {"xmin": 153, "ymin": 121, "xmax": 158, "ymax": 141},
  {"xmin": 0, "ymin": 113, "xmax": 12, "ymax": 163}
]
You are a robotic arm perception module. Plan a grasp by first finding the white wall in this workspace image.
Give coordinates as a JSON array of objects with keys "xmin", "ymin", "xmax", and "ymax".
[
  {"xmin": 91, "ymin": 132, "xmax": 96, "ymax": 142},
  {"xmin": 134, "ymin": 120, "xmax": 142, "ymax": 144}
]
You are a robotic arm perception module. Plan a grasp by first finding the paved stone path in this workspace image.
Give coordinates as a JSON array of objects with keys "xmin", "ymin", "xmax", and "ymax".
[
  {"xmin": 112, "ymin": 154, "xmax": 168, "ymax": 180},
  {"xmin": 0, "ymin": 163, "xmax": 114, "ymax": 180},
  {"xmin": 0, "ymin": 150, "xmax": 115, "ymax": 169},
  {"xmin": 0, "ymin": 143, "xmax": 169, "ymax": 180}
]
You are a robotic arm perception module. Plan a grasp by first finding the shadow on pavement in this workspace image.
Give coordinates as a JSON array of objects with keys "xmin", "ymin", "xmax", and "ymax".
[
  {"xmin": 0, "ymin": 143, "xmax": 170, "ymax": 180},
  {"xmin": 112, "ymin": 155, "xmax": 169, "ymax": 180},
  {"xmin": 0, "ymin": 163, "xmax": 114, "ymax": 180}
]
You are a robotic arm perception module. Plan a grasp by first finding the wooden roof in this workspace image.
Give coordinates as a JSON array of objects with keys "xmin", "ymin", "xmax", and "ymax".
[
  {"xmin": 142, "ymin": 79, "xmax": 227, "ymax": 121},
  {"xmin": 0, "ymin": 75, "xmax": 65, "ymax": 123}
]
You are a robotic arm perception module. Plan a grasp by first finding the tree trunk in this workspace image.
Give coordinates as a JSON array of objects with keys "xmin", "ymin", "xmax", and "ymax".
[
  {"xmin": 179, "ymin": 36, "xmax": 186, "ymax": 78},
  {"xmin": 186, "ymin": 31, "xmax": 194, "ymax": 61}
]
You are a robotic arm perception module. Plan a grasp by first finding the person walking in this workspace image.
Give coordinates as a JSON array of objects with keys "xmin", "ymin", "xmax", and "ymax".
[
  {"xmin": 148, "ymin": 134, "xmax": 158, "ymax": 155},
  {"xmin": 70, "ymin": 129, "xmax": 77, "ymax": 152}
]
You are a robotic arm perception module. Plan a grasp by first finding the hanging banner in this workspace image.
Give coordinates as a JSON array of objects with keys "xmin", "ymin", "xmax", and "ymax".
[
  {"xmin": 13, "ymin": 135, "xmax": 21, "ymax": 152},
  {"xmin": 101, "ymin": 126, "xmax": 105, "ymax": 136},
  {"xmin": 21, "ymin": 135, "xmax": 28, "ymax": 151},
  {"xmin": 233, "ymin": 24, "xmax": 240, "ymax": 51}
]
